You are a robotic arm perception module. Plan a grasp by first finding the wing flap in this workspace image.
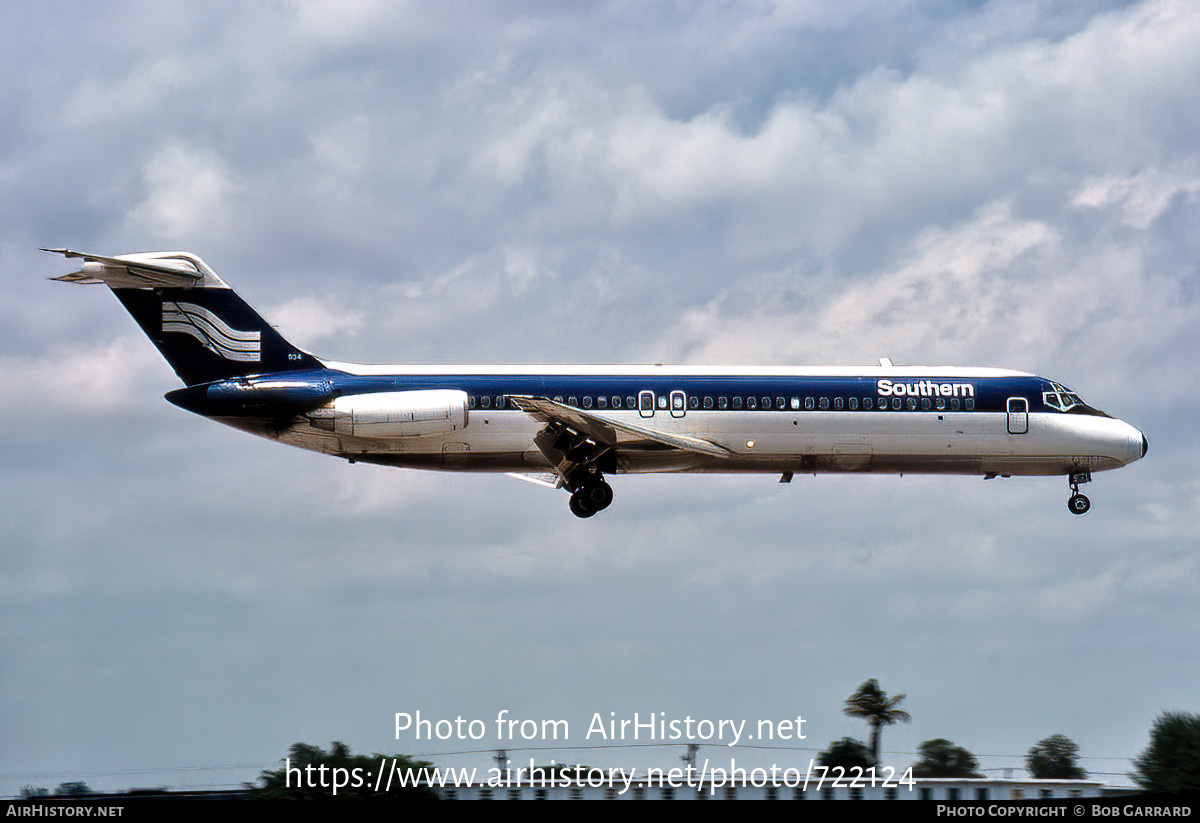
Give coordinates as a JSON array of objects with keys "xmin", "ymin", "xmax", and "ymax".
[
  {"xmin": 504, "ymin": 472, "xmax": 562, "ymax": 489},
  {"xmin": 507, "ymin": 395, "xmax": 733, "ymax": 459}
]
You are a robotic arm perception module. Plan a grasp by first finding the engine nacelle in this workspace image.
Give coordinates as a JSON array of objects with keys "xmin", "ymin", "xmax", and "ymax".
[{"xmin": 307, "ymin": 390, "xmax": 468, "ymax": 439}]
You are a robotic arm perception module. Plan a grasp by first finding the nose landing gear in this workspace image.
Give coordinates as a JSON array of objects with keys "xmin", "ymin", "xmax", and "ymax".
[{"xmin": 1067, "ymin": 470, "xmax": 1092, "ymax": 515}]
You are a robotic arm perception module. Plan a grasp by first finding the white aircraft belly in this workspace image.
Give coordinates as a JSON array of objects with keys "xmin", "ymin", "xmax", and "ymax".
[{"xmin": 264, "ymin": 406, "xmax": 1135, "ymax": 478}]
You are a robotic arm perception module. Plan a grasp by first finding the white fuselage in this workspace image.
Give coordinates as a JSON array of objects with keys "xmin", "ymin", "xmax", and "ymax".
[{"xmin": 239, "ymin": 363, "xmax": 1145, "ymax": 479}]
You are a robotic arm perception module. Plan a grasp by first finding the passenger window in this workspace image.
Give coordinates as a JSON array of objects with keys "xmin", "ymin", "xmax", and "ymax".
[
  {"xmin": 568, "ymin": 396, "xmax": 578, "ymax": 407},
  {"xmin": 892, "ymin": 398, "xmax": 901, "ymax": 410},
  {"xmin": 718, "ymin": 397, "xmax": 728, "ymax": 409},
  {"xmin": 921, "ymin": 398, "xmax": 931, "ymax": 410},
  {"xmin": 611, "ymin": 396, "xmax": 621, "ymax": 409},
  {"xmin": 849, "ymin": 397, "xmax": 859, "ymax": 410},
  {"xmin": 791, "ymin": 397, "xmax": 800, "ymax": 410},
  {"xmin": 776, "ymin": 396, "xmax": 786, "ymax": 409},
  {"xmin": 936, "ymin": 398, "xmax": 946, "ymax": 410},
  {"xmin": 703, "ymin": 397, "xmax": 713, "ymax": 409},
  {"xmin": 805, "ymin": 397, "xmax": 815, "ymax": 410},
  {"xmin": 689, "ymin": 396, "xmax": 699, "ymax": 409},
  {"xmin": 864, "ymin": 397, "xmax": 873, "ymax": 410},
  {"xmin": 553, "ymin": 395, "xmax": 563, "ymax": 403},
  {"xmin": 819, "ymin": 397, "xmax": 829, "ymax": 410},
  {"xmin": 906, "ymin": 398, "xmax": 917, "ymax": 410},
  {"xmin": 834, "ymin": 397, "xmax": 844, "ymax": 410},
  {"xmin": 732, "ymin": 397, "xmax": 743, "ymax": 409},
  {"xmin": 657, "ymin": 396, "xmax": 667, "ymax": 409},
  {"xmin": 481, "ymin": 396, "xmax": 491, "ymax": 409},
  {"xmin": 761, "ymin": 397, "xmax": 771, "ymax": 409},
  {"xmin": 597, "ymin": 396, "xmax": 607, "ymax": 409},
  {"xmin": 583, "ymin": 396, "xmax": 593, "ymax": 408},
  {"xmin": 746, "ymin": 397, "xmax": 757, "ymax": 409},
  {"xmin": 951, "ymin": 398, "xmax": 961, "ymax": 411},
  {"xmin": 965, "ymin": 398, "xmax": 975, "ymax": 411},
  {"xmin": 626, "ymin": 396, "xmax": 636, "ymax": 408}
]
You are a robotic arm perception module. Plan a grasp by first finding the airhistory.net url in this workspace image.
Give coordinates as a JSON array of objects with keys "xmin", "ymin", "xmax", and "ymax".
[{"xmin": 284, "ymin": 758, "xmax": 916, "ymax": 796}]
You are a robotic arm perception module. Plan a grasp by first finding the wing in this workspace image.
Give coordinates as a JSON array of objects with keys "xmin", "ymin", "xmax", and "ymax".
[{"xmin": 507, "ymin": 395, "xmax": 733, "ymax": 459}]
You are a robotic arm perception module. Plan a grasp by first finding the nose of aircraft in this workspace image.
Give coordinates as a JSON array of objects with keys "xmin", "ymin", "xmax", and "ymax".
[{"xmin": 1127, "ymin": 426, "xmax": 1148, "ymax": 464}]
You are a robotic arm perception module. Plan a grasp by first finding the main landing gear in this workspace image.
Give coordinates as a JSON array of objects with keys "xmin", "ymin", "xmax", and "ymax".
[
  {"xmin": 533, "ymin": 423, "xmax": 619, "ymax": 519},
  {"xmin": 1067, "ymin": 470, "xmax": 1092, "ymax": 515}
]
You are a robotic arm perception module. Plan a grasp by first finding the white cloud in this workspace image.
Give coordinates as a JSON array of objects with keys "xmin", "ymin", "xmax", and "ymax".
[
  {"xmin": 648, "ymin": 201, "xmax": 1054, "ymax": 365},
  {"xmin": 1072, "ymin": 167, "xmax": 1200, "ymax": 229},
  {"xmin": 267, "ymin": 296, "xmax": 364, "ymax": 349},
  {"xmin": 454, "ymin": 0, "xmax": 1200, "ymax": 261},
  {"xmin": 286, "ymin": 0, "xmax": 453, "ymax": 45},
  {"xmin": 56, "ymin": 58, "xmax": 189, "ymax": 128},
  {"xmin": 0, "ymin": 336, "xmax": 164, "ymax": 417},
  {"xmin": 125, "ymin": 142, "xmax": 239, "ymax": 241}
]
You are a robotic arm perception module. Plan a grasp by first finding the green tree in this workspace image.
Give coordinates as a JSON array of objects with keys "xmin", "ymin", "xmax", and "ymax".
[
  {"xmin": 1132, "ymin": 712, "xmax": 1200, "ymax": 793},
  {"xmin": 817, "ymin": 737, "xmax": 874, "ymax": 769},
  {"xmin": 1027, "ymin": 734, "xmax": 1087, "ymax": 779},
  {"xmin": 911, "ymin": 739, "xmax": 982, "ymax": 778},
  {"xmin": 247, "ymin": 741, "xmax": 439, "ymax": 799},
  {"xmin": 843, "ymin": 679, "xmax": 911, "ymax": 766}
]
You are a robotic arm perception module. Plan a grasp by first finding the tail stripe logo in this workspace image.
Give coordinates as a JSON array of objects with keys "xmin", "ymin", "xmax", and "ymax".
[{"xmin": 162, "ymin": 301, "xmax": 261, "ymax": 362}]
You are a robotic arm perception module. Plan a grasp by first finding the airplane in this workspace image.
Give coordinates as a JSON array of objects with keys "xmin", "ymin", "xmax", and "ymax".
[{"xmin": 46, "ymin": 248, "xmax": 1148, "ymax": 518}]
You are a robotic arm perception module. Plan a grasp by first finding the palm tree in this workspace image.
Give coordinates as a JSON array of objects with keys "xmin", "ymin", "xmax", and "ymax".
[{"xmin": 843, "ymin": 679, "xmax": 911, "ymax": 766}]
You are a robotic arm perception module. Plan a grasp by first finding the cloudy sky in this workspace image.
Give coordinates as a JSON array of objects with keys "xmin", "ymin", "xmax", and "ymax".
[{"xmin": 2, "ymin": 0, "xmax": 1197, "ymax": 795}]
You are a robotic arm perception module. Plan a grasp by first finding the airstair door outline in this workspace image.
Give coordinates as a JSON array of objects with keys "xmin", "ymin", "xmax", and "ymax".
[
  {"xmin": 1007, "ymin": 397, "xmax": 1029, "ymax": 435},
  {"xmin": 639, "ymin": 390, "xmax": 655, "ymax": 419},
  {"xmin": 670, "ymin": 390, "xmax": 686, "ymax": 418}
]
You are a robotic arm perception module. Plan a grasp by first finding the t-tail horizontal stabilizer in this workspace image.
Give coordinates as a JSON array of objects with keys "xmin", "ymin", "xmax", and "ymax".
[{"xmin": 44, "ymin": 248, "xmax": 324, "ymax": 386}]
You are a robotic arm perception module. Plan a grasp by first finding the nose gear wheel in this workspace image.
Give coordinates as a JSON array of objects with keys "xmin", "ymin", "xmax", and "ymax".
[{"xmin": 1067, "ymin": 470, "xmax": 1092, "ymax": 516}]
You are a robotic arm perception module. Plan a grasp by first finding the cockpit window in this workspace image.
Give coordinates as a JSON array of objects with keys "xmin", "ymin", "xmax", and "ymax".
[
  {"xmin": 1043, "ymin": 382, "xmax": 1083, "ymax": 412},
  {"xmin": 1042, "ymin": 382, "xmax": 1111, "ymax": 417}
]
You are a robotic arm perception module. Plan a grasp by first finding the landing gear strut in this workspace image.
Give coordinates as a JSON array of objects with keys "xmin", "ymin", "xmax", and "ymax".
[{"xmin": 1067, "ymin": 470, "xmax": 1092, "ymax": 515}]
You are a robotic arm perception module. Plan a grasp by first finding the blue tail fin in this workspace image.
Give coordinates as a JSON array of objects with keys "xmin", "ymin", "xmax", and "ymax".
[{"xmin": 47, "ymin": 249, "xmax": 324, "ymax": 386}]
